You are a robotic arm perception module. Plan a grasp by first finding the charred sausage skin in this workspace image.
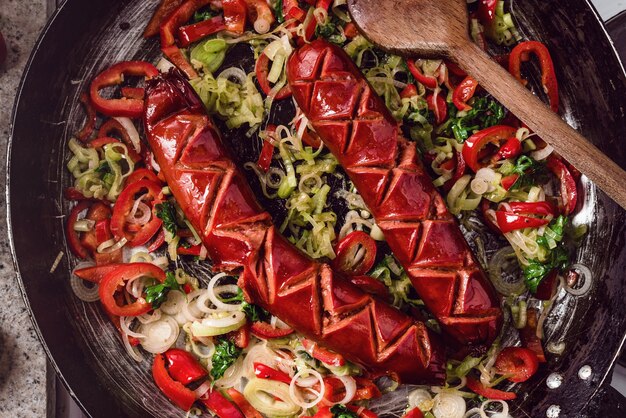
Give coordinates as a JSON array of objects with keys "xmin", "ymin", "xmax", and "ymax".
[
  {"xmin": 286, "ymin": 40, "xmax": 502, "ymax": 349},
  {"xmin": 143, "ymin": 69, "xmax": 446, "ymax": 384}
]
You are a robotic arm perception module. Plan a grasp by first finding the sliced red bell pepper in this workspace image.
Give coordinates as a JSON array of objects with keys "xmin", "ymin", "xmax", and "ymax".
[
  {"xmin": 254, "ymin": 362, "xmax": 292, "ymax": 384},
  {"xmin": 76, "ymin": 92, "xmax": 97, "ymax": 142},
  {"xmin": 120, "ymin": 86, "xmax": 145, "ymax": 100},
  {"xmin": 332, "ymin": 231, "xmax": 377, "ymax": 276},
  {"xmin": 255, "ymin": 52, "xmax": 292, "ymax": 99},
  {"xmin": 148, "ymin": 229, "xmax": 167, "ymax": 252},
  {"xmin": 200, "ymin": 389, "xmax": 244, "ymax": 418},
  {"xmin": 501, "ymin": 174, "xmax": 520, "ymax": 191},
  {"xmin": 74, "ymin": 263, "xmax": 126, "ymax": 283},
  {"xmin": 164, "ymin": 348, "xmax": 208, "ymax": 385},
  {"xmin": 127, "ymin": 168, "xmax": 161, "ymax": 185},
  {"xmin": 159, "ymin": 0, "xmax": 212, "ymax": 47},
  {"xmin": 66, "ymin": 201, "xmax": 92, "ymax": 259},
  {"xmin": 442, "ymin": 149, "xmax": 467, "ymax": 192},
  {"xmin": 97, "ymin": 118, "xmax": 142, "ymax": 161},
  {"xmin": 283, "ymin": 0, "xmax": 306, "ymax": 21},
  {"xmin": 301, "ymin": 338, "xmax": 345, "ymax": 367},
  {"xmin": 466, "ymin": 377, "xmax": 517, "ymax": 400},
  {"xmin": 79, "ymin": 202, "xmax": 112, "ymax": 253},
  {"xmin": 546, "ymin": 155, "xmax": 578, "ymax": 215},
  {"xmin": 463, "ymin": 125, "xmax": 517, "ymax": 172},
  {"xmin": 505, "ymin": 201, "xmax": 556, "ymax": 217},
  {"xmin": 519, "ymin": 308, "xmax": 546, "ymax": 363},
  {"xmin": 89, "ymin": 61, "xmax": 158, "ymax": 118},
  {"xmin": 223, "ymin": 0, "xmax": 248, "ymax": 34},
  {"xmin": 312, "ymin": 406, "xmax": 333, "ymax": 418},
  {"xmin": 477, "ymin": 0, "xmax": 498, "ymax": 26},
  {"xmin": 227, "ymin": 322, "xmax": 250, "ymax": 348},
  {"xmin": 99, "ymin": 263, "xmax": 166, "ymax": 316},
  {"xmin": 153, "ymin": 352, "xmax": 198, "ymax": 411},
  {"xmin": 400, "ymin": 84, "xmax": 417, "ymax": 99},
  {"xmin": 495, "ymin": 347, "xmax": 539, "ymax": 383},
  {"xmin": 178, "ymin": 15, "xmax": 226, "ymax": 47},
  {"xmin": 226, "ymin": 388, "xmax": 262, "ymax": 418},
  {"xmin": 495, "ymin": 137, "xmax": 522, "ymax": 161},
  {"xmin": 406, "ymin": 59, "xmax": 438, "ymax": 89},
  {"xmin": 250, "ymin": 321, "xmax": 295, "ymax": 339},
  {"xmin": 316, "ymin": 0, "xmax": 332, "ymax": 10},
  {"xmin": 509, "ymin": 41, "xmax": 559, "ymax": 113},
  {"xmin": 495, "ymin": 211, "xmax": 549, "ymax": 233},
  {"xmin": 426, "ymin": 92, "xmax": 448, "ymax": 125},
  {"xmin": 110, "ymin": 179, "xmax": 163, "ymax": 247},
  {"xmin": 143, "ymin": 0, "xmax": 186, "ymax": 38},
  {"xmin": 344, "ymin": 22, "xmax": 358, "ymax": 38},
  {"xmin": 177, "ymin": 244, "xmax": 204, "ymax": 256},
  {"xmin": 162, "ymin": 45, "xmax": 199, "ymax": 80},
  {"xmin": 95, "ymin": 219, "xmax": 111, "ymax": 244},
  {"xmin": 452, "ymin": 76, "xmax": 478, "ymax": 111},
  {"xmin": 403, "ymin": 408, "xmax": 424, "ymax": 418},
  {"xmin": 257, "ymin": 140, "xmax": 275, "ymax": 172},
  {"xmin": 349, "ymin": 275, "xmax": 389, "ymax": 300}
]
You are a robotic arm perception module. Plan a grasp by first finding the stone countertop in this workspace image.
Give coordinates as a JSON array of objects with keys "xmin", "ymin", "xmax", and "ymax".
[{"xmin": 0, "ymin": 0, "xmax": 49, "ymax": 417}]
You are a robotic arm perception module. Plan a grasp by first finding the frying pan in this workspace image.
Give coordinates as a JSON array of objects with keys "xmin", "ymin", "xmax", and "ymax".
[{"xmin": 6, "ymin": 0, "xmax": 626, "ymax": 416}]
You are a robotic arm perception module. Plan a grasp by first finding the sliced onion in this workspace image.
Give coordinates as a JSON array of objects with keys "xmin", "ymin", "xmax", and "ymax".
[
  {"xmin": 190, "ymin": 336, "xmax": 215, "ymax": 359},
  {"xmin": 70, "ymin": 275, "xmax": 100, "ymax": 302},
  {"xmin": 217, "ymin": 67, "xmax": 247, "ymax": 85},
  {"xmin": 243, "ymin": 343, "xmax": 281, "ymax": 378},
  {"xmin": 334, "ymin": 376, "xmax": 357, "ymax": 405},
  {"xmin": 121, "ymin": 327, "xmax": 144, "ymax": 363},
  {"xmin": 432, "ymin": 392, "xmax": 466, "ymax": 418},
  {"xmin": 254, "ymin": 18, "xmax": 272, "ymax": 34},
  {"xmin": 127, "ymin": 193, "xmax": 151, "ymax": 225},
  {"xmin": 194, "ymin": 381, "xmax": 213, "ymax": 399},
  {"xmin": 409, "ymin": 389, "xmax": 434, "ymax": 411},
  {"xmin": 463, "ymin": 407, "xmax": 486, "ymax": 418},
  {"xmin": 139, "ymin": 316, "xmax": 180, "ymax": 354},
  {"xmin": 531, "ymin": 145, "xmax": 554, "ymax": 161},
  {"xmin": 190, "ymin": 311, "xmax": 246, "ymax": 337},
  {"xmin": 182, "ymin": 290, "xmax": 205, "ymax": 322},
  {"xmin": 120, "ymin": 316, "xmax": 146, "ymax": 339},
  {"xmin": 138, "ymin": 310, "xmax": 162, "ymax": 324},
  {"xmin": 480, "ymin": 400, "xmax": 510, "ymax": 418},
  {"xmin": 215, "ymin": 356, "xmax": 244, "ymax": 389},
  {"xmin": 208, "ymin": 273, "xmax": 243, "ymax": 312},
  {"xmin": 244, "ymin": 378, "xmax": 301, "ymax": 416},
  {"xmin": 160, "ymin": 289, "xmax": 186, "ymax": 315},
  {"xmin": 563, "ymin": 264, "xmax": 593, "ymax": 296},
  {"xmin": 97, "ymin": 237, "xmax": 128, "ymax": 254},
  {"xmin": 156, "ymin": 57, "xmax": 175, "ymax": 73},
  {"xmin": 547, "ymin": 341, "xmax": 566, "ymax": 355},
  {"xmin": 488, "ymin": 246, "xmax": 526, "ymax": 296},
  {"xmin": 113, "ymin": 117, "xmax": 141, "ymax": 153},
  {"xmin": 289, "ymin": 369, "xmax": 325, "ymax": 409}
]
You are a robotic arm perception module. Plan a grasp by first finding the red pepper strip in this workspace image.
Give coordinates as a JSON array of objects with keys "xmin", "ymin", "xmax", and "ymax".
[
  {"xmin": 200, "ymin": 389, "xmax": 245, "ymax": 418},
  {"xmin": 164, "ymin": 348, "xmax": 208, "ymax": 385},
  {"xmin": 443, "ymin": 149, "xmax": 467, "ymax": 192},
  {"xmin": 283, "ymin": 0, "xmax": 306, "ymax": 21},
  {"xmin": 501, "ymin": 174, "xmax": 520, "ymax": 191},
  {"xmin": 250, "ymin": 321, "xmax": 295, "ymax": 339},
  {"xmin": 400, "ymin": 84, "xmax": 417, "ymax": 99},
  {"xmin": 99, "ymin": 263, "xmax": 166, "ymax": 316},
  {"xmin": 509, "ymin": 41, "xmax": 559, "ymax": 113},
  {"xmin": 144, "ymin": 0, "xmax": 186, "ymax": 38},
  {"xmin": 406, "ymin": 59, "xmax": 438, "ymax": 89},
  {"xmin": 148, "ymin": 229, "xmax": 167, "ymax": 252},
  {"xmin": 445, "ymin": 60, "xmax": 467, "ymax": 78},
  {"xmin": 120, "ymin": 86, "xmax": 145, "ymax": 100},
  {"xmin": 504, "ymin": 201, "xmax": 557, "ymax": 217},
  {"xmin": 495, "ymin": 211, "xmax": 549, "ymax": 233},
  {"xmin": 452, "ymin": 76, "xmax": 478, "ymax": 111},
  {"xmin": 350, "ymin": 276, "xmax": 389, "ymax": 300},
  {"xmin": 98, "ymin": 118, "xmax": 142, "ymax": 158},
  {"xmin": 162, "ymin": 45, "xmax": 199, "ymax": 80},
  {"xmin": 332, "ymin": 231, "xmax": 377, "ymax": 276},
  {"xmin": 160, "ymin": 0, "xmax": 212, "ymax": 47},
  {"xmin": 257, "ymin": 140, "xmax": 275, "ymax": 172},
  {"xmin": 74, "ymin": 263, "xmax": 127, "ymax": 283},
  {"xmin": 546, "ymin": 155, "xmax": 578, "ymax": 215},
  {"xmin": 178, "ymin": 15, "xmax": 226, "ymax": 47},
  {"xmin": 466, "ymin": 377, "xmax": 517, "ymax": 400},
  {"xmin": 494, "ymin": 137, "xmax": 522, "ymax": 161},
  {"xmin": 222, "ymin": 0, "xmax": 248, "ymax": 35},
  {"xmin": 226, "ymin": 388, "xmax": 263, "ymax": 418},
  {"xmin": 354, "ymin": 377, "xmax": 382, "ymax": 400},
  {"xmin": 344, "ymin": 22, "xmax": 358, "ymax": 38},
  {"xmin": 301, "ymin": 338, "xmax": 346, "ymax": 367},
  {"xmin": 79, "ymin": 202, "xmax": 111, "ymax": 253},
  {"xmin": 127, "ymin": 168, "xmax": 161, "ymax": 185},
  {"xmin": 177, "ymin": 244, "xmax": 203, "ymax": 256},
  {"xmin": 463, "ymin": 125, "xmax": 518, "ymax": 172},
  {"xmin": 152, "ymin": 352, "xmax": 198, "ymax": 411},
  {"xmin": 480, "ymin": 199, "xmax": 501, "ymax": 234},
  {"xmin": 477, "ymin": 0, "xmax": 498, "ymax": 26},
  {"xmin": 318, "ymin": 377, "xmax": 345, "ymax": 405},
  {"xmin": 403, "ymin": 408, "xmax": 424, "ymax": 418},
  {"xmin": 66, "ymin": 201, "xmax": 92, "ymax": 259},
  {"xmin": 227, "ymin": 323, "xmax": 250, "ymax": 348},
  {"xmin": 312, "ymin": 407, "xmax": 333, "ymax": 418},
  {"xmin": 110, "ymin": 179, "xmax": 163, "ymax": 247},
  {"xmin": 103, "ymin": 305, "xmax": 140, "ymax": 346},
  {"xmin": 254, "ymin": 362, "xmax": 292, "ymax": 384},
  {"xmin": 315, "ymin": 0, "xmax": 332, "ymax": 10},
  {"xmin": 347, "ymin": 405, "xmax": 378, "ymax": 418},
  {"xmin": 426, "ymin": 92, "xmax": 448, "ymax": 125},
  {"xmin": 535, "ymin": 269, "xmax": 558, "ymax": 301},
  {"xmin": 76, "ymin": 92, "xmax": 97, "ymax": 142},
  {"xmin": 255, "ymin": 52, "xmax": 292, "ymax": 99},
  {"xmin": 95, "ymin": 219, "xmax": 111, "ymax": 244},
  {"xmin": 89, "ymin": 61, "xmax": 158, "ymax": 118},
  {"xmin": 495, "ymin": 347, "xmax": 539, "ymax": 383},
  {"xmin": 519, "ymin": 308, "xmax": 546, "ymax": 362}
]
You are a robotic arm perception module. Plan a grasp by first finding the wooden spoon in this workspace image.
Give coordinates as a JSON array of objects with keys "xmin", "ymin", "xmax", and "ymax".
[{"xmin": 347, "ymin": 0, "xmax": 626, "ymax": 210}]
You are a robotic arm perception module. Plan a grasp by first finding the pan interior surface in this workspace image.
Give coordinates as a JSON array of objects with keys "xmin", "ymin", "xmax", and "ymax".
[{"xmin": 7, "ymin": 0, "xmax": 626, "ymax": 417}]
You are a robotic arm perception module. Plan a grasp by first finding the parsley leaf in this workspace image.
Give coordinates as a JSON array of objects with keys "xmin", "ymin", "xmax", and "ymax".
[
  {"xmin": 523, "ymin": 246, "xmax": 569, "ymax": 293},
  {"xmin": 510, "ymin": 155, "xmax": 548, "ymax": 190},
  {"xmin": 330, "ymin": 405, "xmax": 358, "ymax": 418},
  {"xmin": 155, "ymin": 201, "xmax": 178, "ymax": 235},
  {"xmin": 211, "ymin": 339, "xmax": 242, "ymax": 380},
  {"xmin": 274, "ymin": 0, "xmax": 284, "ymax": 24},
  {"xmin": 193, "ymin": 7, "xmax": 213, "ymax": 23},
  {"xmin": 442, "ymin": 97, "xmax": 505, "ymax": 142},
  {"xmin": 145, "ymin": 271, "xmax": 181, "ymax": 309},
  {"xmin": 225, "ymin": 288, "xmax": 270, "ymax": 322}
]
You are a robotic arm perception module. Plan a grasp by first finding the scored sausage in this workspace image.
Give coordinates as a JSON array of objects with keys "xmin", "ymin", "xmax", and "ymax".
[
  {"xmin": 286, "ymin": 40, "xmax": 502, "ymax": 349},
  {"xmin": 143, "ymin": 69, "xmax": 446, "ymax": 384}
]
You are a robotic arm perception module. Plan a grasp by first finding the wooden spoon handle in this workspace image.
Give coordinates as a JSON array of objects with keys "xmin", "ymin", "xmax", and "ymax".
[{"xmin": 452, "ymin": 41, "xmax": 626, "ymax": 210}]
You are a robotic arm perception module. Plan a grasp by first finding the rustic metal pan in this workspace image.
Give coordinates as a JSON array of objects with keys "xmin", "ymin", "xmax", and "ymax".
[{"xmin": 7, "ymin": 0, "xmax": 626, "ymax": 416}]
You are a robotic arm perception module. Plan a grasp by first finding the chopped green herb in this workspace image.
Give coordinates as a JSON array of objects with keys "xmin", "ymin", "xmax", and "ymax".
[
  {"xmin": 145, "ymin": 271, "xmax": 181, "ymax": 309},
  {"xmin": 441, "ymin": 96, "xmax": 505, "ymax": 142},
  {"xmin": 155, "ymin": 201, "xmax": 178, "ymax": 235},
  {"xmin": 509, "ymin": 155, "xmax": 548, "ymax": 190},
  {"xmin": 193, "ymin": 7, "xmax": 213, "ymax": 23},
  {"xmin": 95, "ymin": 161, "xmax": 111, "ymax": 175},
  {"xmin": 330, "ymin": 404, "xmax": 358, "ymax": 418},
  {"xmin": 224, "ymin": 288, "xmax": 270, "ymax": 322},
  {"xmin": 523, "ymin": 246, "xmax": 569, "ymax": 293},
  {"xmin": 211, "ymin": 339, "xmax": 242, "ymax": 380}
]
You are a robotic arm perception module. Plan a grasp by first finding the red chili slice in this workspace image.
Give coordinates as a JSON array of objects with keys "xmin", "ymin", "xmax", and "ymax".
[
  {"xmin": 406, "ymin": 59, "xmax": 438, "ymax": 89},
  {"xmin": 477, "ymin": 0, "xmax": 498, "ymax": 26},
  {"xmin": 76, "ymin": 92, "xmax": 97, "ymax": 142},
  {"xmin": 442, "ymin": 149, "xmax": 467, "ymax": 192},
  {"xmin": 89, "ymin": 61, "xmax": 158, "ymax": 118},
  {"xmin": 426, "ymin": 92, "xmax": 448, "ymax": 125},
  {"xmin": 66, "ymin": 201, "xmax": 92, "ymax": 259},
  {"xmin": 162, "ymin": 45, "xmax": 199, "ymax": 80},
  {"xmin": 110, "ymin": 179, "xmax": 163, "ymax": 247},
  {"xmin": 505, "ymin": 201, "xmax": 556, "ymax": 217},
  {"xmin": 200, "ymin": 389, "xmax": 244, "ymax": 418},
  {"xmin": 222, "ymin": 0, "xmax": 248, "ymax": 35},
  {"xmin": 400, "ymin": 84, "xmax": 418, "ymax": 99},
  {"xmin": 152, "ymin": 352, "xmax": 198, "ymax": 411},
  {"xmin": 99, "ymin": 263, "xmax": 166, "ymax": 316},
  {"xmin": 283, "ymin": 0, "xmax": 306, "ymax": 21},
  {"xmin": 403, "ymin": 408, "xmax": 424, "ymax": 418},
  {"xmin": 257, "ymin": 140, "xmax": 275, "ymax": 172},
  {"xmin": 301, "ymin": 338, "xmax": 346, "ymax": 367},
  {"xmin": 126, "ymin": 168, "xmax": 161, "ymax": 185},
  {"xmin": 159, "ymin": 0, "xmax": 212, "ymax": 47},
  {"xmin": 164, "ymin": 348, "xmax": 208, "ymax": 385},
  {"xmin": 148, "ymin": 229, "xmax": 167, "ymax": 252},
  {"xmin": 98, "ymin": 118, "xmax": 142, "ymax": 159},
  {"xmin": 501, "ymin": 174, "xmax": 520, "ymax": 191},
  {"xmin": 79, "ymin": 202, "xmax": 112, "ymax": 253},
  {"xmin": 463, "ymin": 125, "xmax": 518, "ymax": 172},
  {"xmin": 226, "ymin": 388, "xmax": 263, "ymax": 418},
  {"xmin": 494, "ymin": 347, "xmax": 539, "ymax": 383},
  {"xmin": 495, "ymin": 211, "xmax": 549, "ymax": 233},
  {"xmin": 466, "ymin": 376, "xmax": 517, "ymax": 400},
  {"xmin": 495, "ymin": 137, "xmax": 522, "ymax": 161},
  {"xmin": 332, "ymin": 231, "xmax": 377, "ymax": 276},
  {"xmin": 254, "ymin": 362, "xmax": 292, "ymax": 384},
  {"xmin": 509, "ymin": 41, "xmax": 559, "ymax": 113},
  {"xmin": 255, "ymin": 52, "xmax": 292, "ymax": 100},
  {"xmin": 250, "ymin": 321, "xmax": 294, "ymax": 339},
  {"xmin": 344, "ymin": 22, "xmax": 358, "ymax": 38},
  {"xmin": 546, "ymin": 155, "xmax": 578, "ymax": 215},
  {"xmin": 312, "ymin": 407, "xmax": 333, "ymax": 418},
  {"xmin": 227, "ymin": 323, "xmax": 250, "ymax": 349},
  {"xmin": 452, "ymin": 76, "xmax": 478, "ymax": 111},
  {"xmin": 178, "ymin": 15, "xmax": 226, "ymax": 47},
  {"xmin": 73, "ymin": 263, "xmax": 127, "ymax": 283},
  {"xmin": 143, "ymin": 0, "xmax": 186, "ymax": 38}
]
